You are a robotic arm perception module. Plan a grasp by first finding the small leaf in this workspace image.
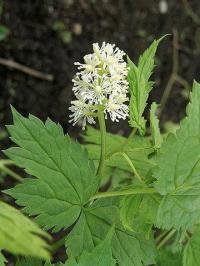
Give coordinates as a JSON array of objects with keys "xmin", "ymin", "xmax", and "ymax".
[
  {"xmin": 4, "ymin": 107, "xmax": 99, "ymax": 232},
  {"xmin": 150, "ymin": 102, "xmax": 162, "ymax": 149},
  {"xmin": 128, "ymin": 37, "xmax": 164, "ymax": 135},
  {"xmin": 0, "ymin": 201, "xmax": 50, "ymax": 259}
]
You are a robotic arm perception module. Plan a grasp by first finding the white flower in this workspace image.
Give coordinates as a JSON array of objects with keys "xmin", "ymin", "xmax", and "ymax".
[
  {"xmin": 93, "ymin": 42, "xmax": 128, "ymax": 78},
  {"xmin": 69, "ymin": 42, "xmax": 129, "ymax": 129},
  {"xmin": 106, "ymin": 94, "xmax": 129, "ymax": 122},
  {"xmin": 72, "ymin": 72, "xmax": 110, "ymax": 104},
  {"xmin": 69, "ymin": 99, "xmax": 96, "ymax": 130},
  {"xmin": 75, "ymin": 53, "xmax": 100, "ymax": 73}
]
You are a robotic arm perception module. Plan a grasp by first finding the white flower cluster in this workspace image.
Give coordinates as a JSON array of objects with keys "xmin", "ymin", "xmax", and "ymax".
[{"xmin": 69, "ymin": 42, "xmax": 129, "ymax": 129}]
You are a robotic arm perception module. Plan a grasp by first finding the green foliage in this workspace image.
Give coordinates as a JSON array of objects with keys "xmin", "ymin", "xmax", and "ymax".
[
  {"xmin": 156, "ymin": 248, "xmax": 182, "ymax": 266},
  {"xmin": 15, "ymin": 258, "xmax": 43, "ymax": 266},
  {"xmin": 66, "ymin": 229, "xmax": 115, "ymax": 266},
  {"xmin": 183, "ymin": 225, "xmax": 200, "ymax": 266},
  {"xmin": 2, "ymin": 38, "xmax": 200, "ymax": 265},
  {"xmin": 154, "ymin": 81, "xmax": 200, "ymax": 230},
  {"xmin": 82, "ymin": 126, "xmax": 155, "ymax": 179},
  {"xmin": 0, "ymin": 251, "xmax": 6, "ymax": 266},
  {"xmin": 66, "ymin": 199, "xmax": 156, "ymax": 266},
  {"xmin": 150, "ymin": 102, "xmax": 162, "ymax": 149},
  {"xmin": 15, "ymin": 259, "xmax": 66, "ymax": 266},
  {"xmin": 128, "ymin": 37, "xmax": 163, "ymax": 135},
  {"xmin": 0, "ymin": 201, "xmax": 50, "ymax": 259},
  {"xmin": 120, "ymin": 193, "xmax": 160, "ymax": 237},
  {"xmin": 4, "ymin": 107, "xmax": 99, "ymax": 232}
]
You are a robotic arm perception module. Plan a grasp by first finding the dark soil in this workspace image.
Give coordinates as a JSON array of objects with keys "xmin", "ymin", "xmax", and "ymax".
[
  {"xmin": 1, "ymin": 0, "xmax": 200, "ymax": 135},
  {"xmin": 1, "ymin": 0, "xmax": 200, "ymax": 263}
]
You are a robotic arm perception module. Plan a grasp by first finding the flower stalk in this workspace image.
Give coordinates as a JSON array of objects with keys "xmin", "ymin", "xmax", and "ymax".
[{"xmin": 97, "ymin": 110, "xmax": 106, "ymax": 176}]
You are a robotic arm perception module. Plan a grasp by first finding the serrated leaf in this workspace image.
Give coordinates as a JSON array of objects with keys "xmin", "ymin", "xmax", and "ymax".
[
  {"xmin": 183, "ymin": 225, "xmax": 200, "ymax": 266},
  {"xmin": 83, "ymin": 126, "xmax": 155, "ymax": 179},
  {"xmin": 0, "ymin": 201, "xmax": 50, "ymax": 259},
  {"xmin": 128, "ymin": 37, "xmax": 164, "ymax": 135},
  {"xmin": 66, "ymin": 199, "xmax": 156, "ymax": 266},
  {"xmin": 4, "ymin": 107, "xmax": 99, "ymax": 232},
  {"xmin": 154, "ymin": 81, "xmax": 200, "ymax": 230},
  {"xmin": 120, "ymin": 194, "xmax": 160, "ymax": 237},
  {"xmin": 74, "ymin": 228, "xmax": 115, "ymax": 266},
  {"xmin": 150, "ymin": 102, "xmax": 162, "ymax": 149},
  {"xmin": 66, "ymin": 211, "xmax": 94, "ymax": 258}
]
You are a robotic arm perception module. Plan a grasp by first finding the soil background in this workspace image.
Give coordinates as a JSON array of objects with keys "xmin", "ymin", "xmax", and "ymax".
[
  {"xmin": 1, "ymin": 0, "xmax": 200, "ymax": 136},
  {"xmin": 1, "ymin": 0, "xmax": 200, "ymax": 264}
]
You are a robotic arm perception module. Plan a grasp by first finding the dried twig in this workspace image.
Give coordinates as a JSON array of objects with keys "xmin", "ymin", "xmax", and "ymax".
[
  {"xmin": 182, "ymin": 0, "xmax": 200, "ymax": 25},
  {"xmin": 0, "ymin": 57, "xmax": 54, "ymax": 81},
  {"xmin": 159, "ymin": 29, "xmax": 191, "ymax": 115}
]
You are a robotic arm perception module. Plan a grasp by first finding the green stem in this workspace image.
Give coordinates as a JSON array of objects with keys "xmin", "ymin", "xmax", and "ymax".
[
  {"xmin": 0, "ymin": 165, "xmax": 24, "ymax": 182},
  {"xmin": 0, "ymin": 159, "xmax": 13, "ymax": 166},
  {"xmin": 120, "ymin": 152, "xmax": 143, "ymax": 182},
  {"xmin": 97, "ymin": 111, "xmax": 106, "ymax": 176},
  {"xmin": 155, "ymin": 230, "xmax": 168, "ymax": 244},
  {"xmin": 157, "ymin": 229, "xmax": 176, "ymax": 249},
  {"xmin": 90, "ymin": 187, "xmax": 156, "ymax": 201}
]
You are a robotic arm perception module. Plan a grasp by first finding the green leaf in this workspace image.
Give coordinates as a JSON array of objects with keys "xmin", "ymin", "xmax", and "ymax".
[
  {"xmin": 75, "ymin": 228, "xmax": 115, "ymax": 266},
  {"xmin": 0, "ymin": 251, "xmax": 6, "ymax": 266},
  {"xmin": 128, "ymin": 37, "xmax": 164, "ymax": 135},
  {"xmin": 83, "ymin": 126, "xmax": 154, "ymax": 179},
  {"xmin": 156, "ymin": 248, "xmax": 182, "ymax": 266},
  {"xmin": 0, "ymin": 25, "xmax": 9, "ymax": 41},
  {"xmin": 120, "ymin": 194, "xmax": 160, "ymax": 237},
  {"xmin": 64, "ymin": 259, "xmax": 78, "ymax": 266},
  {"xmin": 150, "ymin": 102, "xmax": 162, "ymax": 149},
  {"xmin": 66, "ymin": 199, "xmax": 156, "ymax": 266},
  {"xmin": 0, "ymin": 201, "xmax": 50, "ymax": 259},
  {"xmin": 15, "ymin": 258, "xmax": 43, "ymax": 266},
  {"xmin": 183, "ymin": 225, "xmax": 200, "ymax": 266},
  {"xmin": 154, "ymin": 81, "xmax": 200, "ymax": 230},
  {"xmin": 4, "ymin": 107, "xmax": 99, "ymax": 232}
]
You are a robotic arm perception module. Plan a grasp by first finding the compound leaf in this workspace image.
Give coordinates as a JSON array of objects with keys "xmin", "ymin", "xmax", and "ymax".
[
  {"xmin": 0, "ymin": 201, "xmax": 50, "ymax": 259},
  {"xmin": 4, "ymin": 107, "xmax": 99, "ymax": 232},
  {"xmin": 154, "ymin": 81, "xmax": 200, "ymax": 230}
]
